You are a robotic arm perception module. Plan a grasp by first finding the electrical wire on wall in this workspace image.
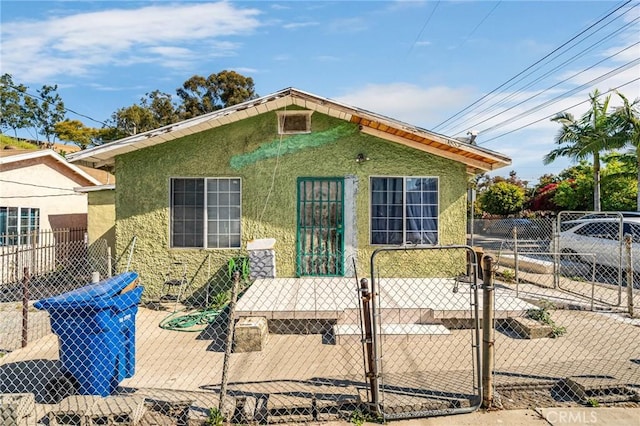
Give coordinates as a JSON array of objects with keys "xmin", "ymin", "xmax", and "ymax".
[{"xmin": 256, "ymin": 104, "xmax": 287, "ymax": 231}]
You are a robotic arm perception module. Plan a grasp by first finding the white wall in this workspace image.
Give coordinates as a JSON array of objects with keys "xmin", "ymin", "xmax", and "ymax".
[{"xmin": 1, "ymin": 162, "xmax": 89, "ymax": 231}]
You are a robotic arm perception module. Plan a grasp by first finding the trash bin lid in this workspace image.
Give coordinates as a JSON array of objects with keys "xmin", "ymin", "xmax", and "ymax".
[{"xmin": 34, "ymin": 271, "xmax": 139, "ymax": 311}]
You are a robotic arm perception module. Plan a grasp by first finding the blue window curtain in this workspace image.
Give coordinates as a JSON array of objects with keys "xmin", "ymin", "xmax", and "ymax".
[
  {"xmin": 405, "ymin": 178, "xmax": 438, "ymax": 244},
  {"xmin": 371, "ymin": 177, "xmax": 403, "ymax": 244},
  {"xmin": 371, "ymin": 177, "xmax": 438, "ymax": 245}
]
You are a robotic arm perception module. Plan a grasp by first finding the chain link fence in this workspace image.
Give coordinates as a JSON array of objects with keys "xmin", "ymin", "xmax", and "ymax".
[
  {"xmin": 473, "ymin": 212, "xmax": 640, "ymax": 410},
  {"xmin": 1, "ymin": 216, "xmax": 639, "ymax": 424}
]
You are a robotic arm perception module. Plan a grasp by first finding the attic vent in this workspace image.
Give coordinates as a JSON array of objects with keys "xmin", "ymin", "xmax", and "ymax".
[{"xmin": 277, "ymin": 110, "xmax": 313, "ymax": 135}]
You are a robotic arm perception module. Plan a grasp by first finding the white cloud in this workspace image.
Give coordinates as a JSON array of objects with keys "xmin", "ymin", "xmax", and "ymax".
[
  {"xmin": 0, "ymin": 2, "xmax": 262, "ymax": 83},
  {"xmin": 232, "ymin": 67, "xmax": 259, "ymax": 74},
  {"xmin": 334, "ymin": 82, "xmax": 476, "ymax": 129},
  {"xmin": 314, "ymin": 55, "xmax": 340, "ymax": 62},
  {"xmin": 283, "ymin": 21, "xmax": 319, "ymax": 30},
  {"xmin": 329, "ymin": 17, "xmax": 368, "ymax": 33},
  {"xmin": 558, "ymin": 63, "xmax": 640, "ymax": 88}
]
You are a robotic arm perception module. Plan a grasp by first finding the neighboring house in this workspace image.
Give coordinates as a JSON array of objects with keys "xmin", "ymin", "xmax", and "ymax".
[
  {"xmin": 0, "ymin": 148, "xmax": 104, "ymax": 237},
  {"xmin": 0, "ymin": 148, "xmax": 106, "ymax": 282},
  {"xmin": 68, "ymin": 88, "xmax": 511, "ymax": 297}
]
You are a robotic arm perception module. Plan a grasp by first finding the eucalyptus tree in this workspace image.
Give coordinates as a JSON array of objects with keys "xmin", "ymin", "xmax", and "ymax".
[
  {"xmin": 176, "ymin": 70, "xmax": 257, "ymax": 119},
  {"xmin": 0, "ymin": 74, "xmax": 30, "ymax": 136},
  {"xmin": 23, "ymin": 84, "xmax": 66, "ymax": 145},
  {"xmin": 544, "ymin": 89, "xmax": 619, "ymax": 212}
]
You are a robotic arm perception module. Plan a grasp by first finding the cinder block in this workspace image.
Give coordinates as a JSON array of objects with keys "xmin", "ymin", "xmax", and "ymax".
[
  {"xmin": 49, "ymin": 395, "xmax": 146, "ymax": 426},
  {"xmin": 506, "ymin": 317, "xmax": 553, "ymax": 339},
  {"xmin": 0, "ymin": 393, "xmax": 36, "ymax": 426},
  {"xmin": 234, "ymin": 316, "xmax": 269, "ymax": 352}
]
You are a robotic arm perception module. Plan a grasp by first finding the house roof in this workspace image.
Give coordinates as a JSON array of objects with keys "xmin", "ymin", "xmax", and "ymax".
[
  {"xmin": 67, "ymin": 87, "xmax": 511, "ymax": 173},
  {"xmin": 74, "ymin": 184, "xmax": 116, "ymax": 193},
  {"xmin": 0, "ymin": 148, "xmax": 103, "ymax": 186}
]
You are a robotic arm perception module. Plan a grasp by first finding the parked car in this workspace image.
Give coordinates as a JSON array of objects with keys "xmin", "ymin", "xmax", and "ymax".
[
  {"xmin": 578, "ymin": 211, "xmax": 640, "ymax": 220},
  {"xmin": 560, "ymin": 212, "xmax": 640, "ymax": 231},
  {"xmin": 483, "ymin": 218, "xmax": 541, "ymax": 238},
  {"xmin": 556, "ymin": 218, "xmax": 640, "ymax": 269}
]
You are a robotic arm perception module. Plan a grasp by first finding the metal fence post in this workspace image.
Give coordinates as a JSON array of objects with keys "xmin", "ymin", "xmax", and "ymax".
[
  {"xmin": 107, "ymin": 246, "xmax": 113, "ymax": 277},
  {"xmin": 552, "ymin": 220, "xmax": 559, "ymax": 289},
  {"xmin": 359, "ymin": 277, "xmax": 380, "ymax": 412},
  {"xmin": 22, "ymin": 266, "xmax": 30, "ymax": 348},
  {"xmin": 513, "ymin": 227, "xmax": 519, "ymax": 296},
  {"xmin": 625, "ymin": 235, "xmax": 634, "ymax": 317},
  {"xmin": 482, "ymin": 255, "xmax": 495, "ymax": 409},
  {"xmin": 219, "ymin": 271, "xmax": 240, "ymax": 416}
]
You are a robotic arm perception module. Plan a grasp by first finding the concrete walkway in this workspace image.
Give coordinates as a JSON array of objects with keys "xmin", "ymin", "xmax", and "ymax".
[{"xmin": 321, "ymin": 407, "xmax": 640, "ymax": 425}]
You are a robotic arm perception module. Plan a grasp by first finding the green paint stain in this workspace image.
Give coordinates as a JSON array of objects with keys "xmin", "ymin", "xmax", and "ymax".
[{"xmin": 230, "ymin": 124, "xmax": 356, "ymax": 170}]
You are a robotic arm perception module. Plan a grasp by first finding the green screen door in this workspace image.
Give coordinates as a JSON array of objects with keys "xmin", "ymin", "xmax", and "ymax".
[{"xmin": 296, "ymin": 177, "xmax": 344, "ymax": 276}]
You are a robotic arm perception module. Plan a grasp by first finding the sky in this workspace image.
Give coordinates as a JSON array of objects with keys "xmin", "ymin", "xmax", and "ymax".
[{"xmin": 1, "ymin": 0, "xmax": 639, "ymax": 184}]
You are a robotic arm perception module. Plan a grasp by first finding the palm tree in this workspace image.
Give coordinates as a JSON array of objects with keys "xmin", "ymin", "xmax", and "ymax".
[
  {"xmin": 544, "ymin": 89, "xmax": 619, "ymax": 212},
  {"xmin": 611, "ymin": 92, "xmax": 640, "ymax": 210}
]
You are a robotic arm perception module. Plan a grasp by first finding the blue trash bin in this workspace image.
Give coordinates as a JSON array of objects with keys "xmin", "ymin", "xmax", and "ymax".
[{"xmin": 34, "ymin": 271, "xmax": 144, "ymax": 397}]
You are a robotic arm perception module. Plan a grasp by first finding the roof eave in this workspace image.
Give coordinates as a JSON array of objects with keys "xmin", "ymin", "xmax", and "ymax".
[{"xmin": 66, "ymin": 87, "xmax": 511, "ymax": 171}]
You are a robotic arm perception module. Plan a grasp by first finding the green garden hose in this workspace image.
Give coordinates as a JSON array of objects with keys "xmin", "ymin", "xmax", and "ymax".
[{"xmin": 159, "ymin": 306, "xmax": 227, "ymax": 332}]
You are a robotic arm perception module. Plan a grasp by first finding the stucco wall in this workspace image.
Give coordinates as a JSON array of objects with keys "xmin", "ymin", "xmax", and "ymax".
[
  {"xmin": 115, "ymin": 110, "xmax": 468, "ymax": 298},
  {"xmin": 87, "ymin": 190, "xmax": 116, "ymax": 249}
]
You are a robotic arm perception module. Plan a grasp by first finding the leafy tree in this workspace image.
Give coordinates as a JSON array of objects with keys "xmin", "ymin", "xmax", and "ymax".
[
  {"xmin": 599, "ymin": 152, "xmax": 637, "ymax": 211},
  {"xmin": 145, "ymin": 90, "xmax": 180, "ymax": 127},
  {"xmin": 544, "ymin": 89, "xmax": 621, "ymax": 211},
  {"xmin": 108, "ymin": 103, "xmax": 156, "ymax": 136},
  {"xmin": 215, "ymin": 70, "xmax": 257, "ymax": 107},
  {"xmin": 552, "ymin": 162, "xmax": 594, "ymax": 210},
  {"xmin": 530, "ymin": 182, "xmax": 559, "ymax": 212},
  {"xmin": 23, "ymin": 84, "xmax": 66, "ymax": 145},
  {"xmin": 611, "ymin": 92, "xmax": 640, "ymax": 210},
  {"xmin": 480, "ymin": 181, "xmax": 525, "ymax": 216},
  {"xmin": 54, "ymin": 120, "xmax": 99, "ymax": 149},
  {"xmin": 0, "ymin": 74, "xmax": 30, "ymax": 136},
  {"xmin": 176, "ymin": 70, "xmax": 256, "ymax": 119}
]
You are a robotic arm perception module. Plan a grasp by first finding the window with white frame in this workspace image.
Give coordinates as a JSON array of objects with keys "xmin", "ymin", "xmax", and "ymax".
[
  {"xmin": 170, "ymin": 178, "xmax": 241, "ymax": 249},
  {"xmin": 0, "ymin": 207, "xmax": 40, "ymax": 246},
  {"xmin": 370, "ymin": 177, "xmax": 438, "ymax": 245}
]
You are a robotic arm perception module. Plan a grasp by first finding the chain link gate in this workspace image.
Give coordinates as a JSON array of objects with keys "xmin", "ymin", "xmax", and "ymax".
[{"xmin": 369, "ymin": 245, "xmax": 482, "ymax": 419}]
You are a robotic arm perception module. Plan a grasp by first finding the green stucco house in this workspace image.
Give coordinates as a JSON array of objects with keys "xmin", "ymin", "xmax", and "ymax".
[{"xmin": 68, "ymin": 88, "xmax": 510, "ymax": 299}]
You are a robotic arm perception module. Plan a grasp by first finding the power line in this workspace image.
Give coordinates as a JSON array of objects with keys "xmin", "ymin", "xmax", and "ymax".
[
  {"xmin": 478, "ymin": 77, "xmax": 640, "ymax": 144},
  {"xmin": 0, "ymin": 178, "xmax": 81, "ymax": 193},
  {"xmin": 479, "ymin": 59, "xmax": 639, "ymax": 135},
  {"xmin": 407, "ymin": 1, "xmax": 441, "ymax": 56},
  {"xmin": 454, "ymin": 1, "xmax": 502, "ymax": 50},
  {"xmin": 431, "ymin": 0, "xmax": 633, "ymax": 132},
  {"xmin": 451, "ymin": 40, "xmax": 640, "ymax": 136},
  {"xmin": 4, "ymin": 83, "xmax": 111, "ymax": 128},
  {"xmin": 444, "ymin": 11, "xmax": 640, "ymax": 135},
  {"xmin": 439, "ymin": 1, "xmax": 636, "ymax": 134}
]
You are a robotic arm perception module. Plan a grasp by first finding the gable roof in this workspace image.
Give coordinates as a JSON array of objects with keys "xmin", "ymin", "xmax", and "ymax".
[
  {"xmin": 67, "ymin": 87, "xmax": 511, "ymax": 173},
  {"xmin": 0, "ymin": 148, "xmax": 103, "ymax": 186}
]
